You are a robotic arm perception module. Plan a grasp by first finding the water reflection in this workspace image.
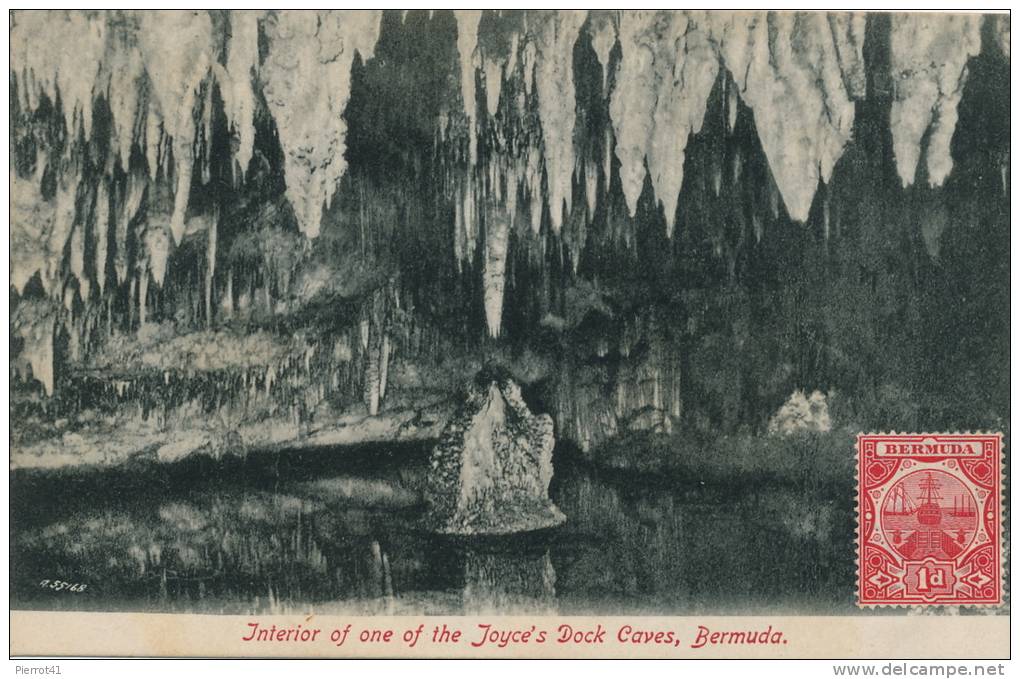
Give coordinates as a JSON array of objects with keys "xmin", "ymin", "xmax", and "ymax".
[
  {"xmin": 462, "ymin": 541, "xmax": 557, "ymax": 614},
  {"xmin": 10, "ymin": 443, "xmax": 856, "ymax": 614}
]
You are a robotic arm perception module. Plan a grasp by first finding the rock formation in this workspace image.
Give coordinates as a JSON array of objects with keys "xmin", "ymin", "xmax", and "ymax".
[
  {"xmin": 8, "ymin": 11, "xmax": 1008, "ymax": 473},
  {"xmin": 768, "ymin": 390, "xmax": 832, "ymax": 435},
  {"xmin": 425, "ymin": 368, "xmax": 565, "ymax": 534}
]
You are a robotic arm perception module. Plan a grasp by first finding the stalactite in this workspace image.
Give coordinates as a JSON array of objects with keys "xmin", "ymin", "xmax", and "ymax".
[
  {"xmin": 11, "ymin": 10, "xmax": 106, "ymax": 141},
  {"xmin": 10, "ymin": 164, "xmax": 56, "ymax": 294},
  {"xmin": 13, "ymin": 301, "xmax": 56, "ymax": 396},
  {"xmin": 611, "ymin": 11, "xmax": 718, "ymax": 236},
  {"xmin": 530, "ymin": 10, "xmax": 587, "ymax": 233},
  {"xmin": 584, "ymin": 158, "xmax": 598, "ymax": 219},
  {"xmin": 144, "ymin": 99, "xmax": 164, "ymax": 182},
  {"xmin": 483, "ymin": 56, "xmax": 504, "ymax": 118},
  {"xmin": 70, "ymin": 221, "xmax": 87, "ymax": 302},
  {"xmin": 888, "ymin": 14, "xmax": 982, "ymax": 188},
  {"xmin": 199, "ymin": 80, "xmax": 214, "ymax": 185},
  {"xmin": 603, "ymin": 126, "xmax": 613, "ymax": 193},
  {"xmin": 136, "ymin": 10, "xmax": 215, "ymax": 244},
  {"xmin": 993, "ymin": 14, "xmax": 1010, "ymax": 60},
  {"xmin": 144, "ymin": 221, "xmax": 171, "ymax": 288},
  {"xmin": 360, "ymin": 317, "xmax": 370, "ymax": 351},
  {"xmin": 104, "ymin": 29, "xmax": 146, "ymax": 172},
  {"xmin": 714, "ymin": 11, "xmax": 864, "ymax": 222},
  {"xmin": 588, "ymin": 11, "xmax": 617, "ymax": 93},
  {"xmin": 7, "ymin": 10, "xmax": 1003, "ymax": 411},
  {"xmin": 365, "ymin": 342, "xmax": 381, "ymax": 415},
  {"xmin": 378, "ymin": 334, "xmax": 391, "ymax": 402},
  {"xmin": 137, "ymin": 269, "xmax": 149, "ymax": 327},
  {"xmin": 261, "ymin": 10, "xmax": 382, "ymax": 239},
  {"xmin": 828, "ymin": 13, "xmax": 868, "ymax": 99},
  {"xmin": 221, "ymin": 11, "xmax": 261, "ymax": 182},
  {"xmin": 527, "ymin": 145, "xmax": 544, "ymax": 235},
  {"xmin": 454, "ymin": 10, "xmax": 483, "ymax": 164},
  {"xmin": 483, "ymin": 208, "xmax": 511, "ymax": 338},
  {"xmin": 453, "ymin": 185, "xmax": 465, "ymax": 268},
  {"xmin": 95, "ymin": 181, "xmax": 110, "ymax": 295},
  {"xmin": 221, "ymin": 268, "xmax": 235, "ymax": 318},
  {"xmin": 822, "ymin": 191, "xmax": 831, "ymax": 241},
  {"xmin": 48, "ymin": 178, "xmax": 79, "ymax": 297},
  {"xmin": 462, "ymin": 174, "xmax": 478, "ymax": 258},
  {"xmin": 205, "ymin": 214, "xmax": 217, "ymax": 328},
  {"xmin": 1001, "ymin": 151, "xmax": 1010, "ymax": 195},
  {"xmin": 726, "ymin": 76, "xmax": 739, "ymax": 131},
  {"xmin": 115, "ymin": 171, "xmax": 147, "ymax": 285}
]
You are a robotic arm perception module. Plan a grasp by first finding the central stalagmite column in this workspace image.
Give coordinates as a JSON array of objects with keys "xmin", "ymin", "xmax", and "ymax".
[{"xmin": 425, "ymin": 367, "xmax": 565, "ymax": 534}]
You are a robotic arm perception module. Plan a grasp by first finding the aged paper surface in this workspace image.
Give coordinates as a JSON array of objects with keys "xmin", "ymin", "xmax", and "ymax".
[
  {"xmin": 8, "ymin": 9, "xmax": 1010, "ymax": 659},
  {"xmin": 8, "ymin": 613, "xmax": 1011, "ymax": 659}
]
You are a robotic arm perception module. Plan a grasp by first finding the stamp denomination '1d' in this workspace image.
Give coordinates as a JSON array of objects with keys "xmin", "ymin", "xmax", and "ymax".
[{"xmin": 857, "ymin": 433, "xmax": 1003, "ymax": 607}]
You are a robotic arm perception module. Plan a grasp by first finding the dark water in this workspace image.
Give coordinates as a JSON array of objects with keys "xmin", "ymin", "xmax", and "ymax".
[{"xmin": 10, "ymin": 442, "xmax": 860, "ymax": 615}]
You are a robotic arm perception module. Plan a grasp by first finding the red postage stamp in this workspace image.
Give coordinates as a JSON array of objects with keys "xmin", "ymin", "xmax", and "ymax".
[{"xmin": 856, "ymin": 433, "xmax": 1004, "ymax": 607}]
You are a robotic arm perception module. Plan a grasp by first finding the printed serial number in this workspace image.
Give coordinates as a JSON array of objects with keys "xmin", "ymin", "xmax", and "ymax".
[{"xmin": 39, "ymin": 579, "xmax": 88, "ymax": 592}]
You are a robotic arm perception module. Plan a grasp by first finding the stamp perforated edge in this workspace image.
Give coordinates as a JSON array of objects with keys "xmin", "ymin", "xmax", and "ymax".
[{"xmin": 854, "ymin": 432, "xmax": 1007, "ymax": 609}]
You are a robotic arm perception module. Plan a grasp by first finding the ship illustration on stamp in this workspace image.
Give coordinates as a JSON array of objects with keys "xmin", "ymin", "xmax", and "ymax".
[{"xmin": 856, "ymin": 433, "xmax": 1003, "ymax": 607}]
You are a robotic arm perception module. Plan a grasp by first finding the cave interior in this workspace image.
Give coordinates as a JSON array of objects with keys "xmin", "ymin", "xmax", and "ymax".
[{"xmin": 9, "ymin": 10, "xmax": 1011, "ymax": 471}]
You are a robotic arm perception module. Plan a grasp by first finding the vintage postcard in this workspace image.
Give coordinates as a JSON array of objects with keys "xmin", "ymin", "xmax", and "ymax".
[{"xmin": 8, "ymin": 9, "xmax": 1010, "ymax": 659}]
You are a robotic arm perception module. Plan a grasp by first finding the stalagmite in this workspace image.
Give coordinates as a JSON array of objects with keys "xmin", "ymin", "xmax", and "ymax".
[
  {"xmin": 530, "ymin": 10, "xmax": 587, "ymax": 233},
  {"xmin": 136, "ymin": 10, "xmax": 215, "ymax": 244},
  {"xmin": 483, "ymin": 209, "xmax": 511, "ymax": 338},
  {"xmin": 888, "ymin": 14, "xmax": 982, "ymax": 187},
  {"xmin": 714, "ymin": 12, "xmax": 864, "ymax": 221},
  {"xmin": 455, "ymin": 11, "xmax": 483, "ymax": 164}
]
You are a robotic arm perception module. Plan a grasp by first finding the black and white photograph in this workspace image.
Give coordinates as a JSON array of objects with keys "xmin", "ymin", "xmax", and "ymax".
[{"xmin": 7, "ymin": 8, "xmax": 1011, "ymax": 660}]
